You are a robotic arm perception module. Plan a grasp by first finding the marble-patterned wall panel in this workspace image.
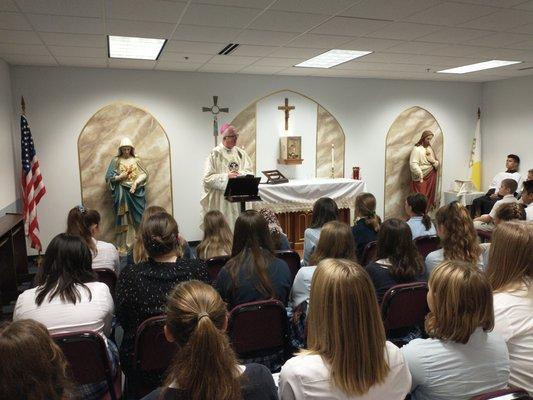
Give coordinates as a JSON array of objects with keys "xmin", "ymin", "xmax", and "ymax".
[
  {"xmin": 231, "ymin": 102, "xmax": 257, "ymax": 173},
  {"xmin": 384, "ymin": 106, "xmax": 443, "ymax": 220},
  {"xmin": 316, "ymin": 105, "xmax": 345, "ymax": 178},
  {"xmin": 78, "ymin": 102, "xmax": 172, "ymax": 244}
]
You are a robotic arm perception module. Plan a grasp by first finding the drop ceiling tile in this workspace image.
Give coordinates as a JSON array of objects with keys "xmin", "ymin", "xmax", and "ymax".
[
  {"xmin": 234, "ymin": 30, "xmax": 298, "ymax": 46},
  {"xmin": 286, "ymin": 33, "xmax": 352, "ymax": 48},
  {"xmin": 1, "ymin": 53, "xmax": 57, "ymax": 65},
  {"xmin": 105, "ymin": 0, "xmax": 186, "ymax": 23},
  {"xmin": 341, "ymin": 0, "xmax": 440, "ymax": 21},
  {"xmin": 40, "ymin": 32, "xmax": 106, "ymax": 47},
  {"xmin": 474, "ymin": 47, "xmax": 533, "ymax": 61},
  {"xmin": 423, "ymin": 44, "xmax": 489, "ymax": 57},
  {"xmin": 415, "ymin": 28, "xmax": 492, "ymax": 44},
  {"xmin": 0, "ymin": 12, "xmax": 33, "ymax": 30},
  {"xmin": 109, "ymin": 58, "xmax": 156, "ymax": 69},
  {"xmin": 0, "ymin": 43, "xmax": 50, "ymax": 55},
  {"xmin": 268, "ymin": 47, "xmax": 323, "ymax": 58},
  {"xmin": 270, "ymin": 0, "xmax": 355, "ymax": 15},
  {"xmin": 209, "ymin": 54, "xmax": 259, "ymax": 64},
  {"xmin": 190, "ymin": 0, "xmax": 273, "ymax": 9},
  {"xmin": 338, "ymin": 37, "xmax": 402, "ymax": 51},
  {"xmin": 366, "ymin": 22, "xmax": 442, "ymax": 41},
  {"xmin": 158, "ymin": 51, "xmax": 211, "ymax": 62},
  {"xmin": 16, "ymin": 0, "xmax": 102, "ymax": 17},
  {"xmin": 28, "ymin": 14, "xmax": 104, "ymax": 34},
  {"xmin": 173, "ymin": 25, "xmax": 241, "ymax": 43},
  {"xmin": 404, "ymin": 2, "xmax": 499, "ymax": 26},
  {"xmin": 311, "ymin": 16, "xmax": 389, "ymax": 37},
  {"xmin": 107, "ymin": 19, "xmax": 175, "ymax": 38},
  {"xmin": 514, "ymin": 1, "xmax": 533, "ymax": 11},
  {"xmin": 164, "ymin": 40, "xmax": 223, "ymax": 54},
  {"xmin": 511, "ymin": 23, "xmax": 533, "ymax": 34},
  {"xmin": 48, "ymin": 45, "xmax": 106, "ymax": 58},
  {"xmin": 250, "ymin": 10, "xmax": 329, "ymax": 33},
  {"xmin": 355, "ymin": 52, "xmax": 415, "ymax": 63},
  {"xmin": 155, "ymin": 61, "xmax": 202, "ymax": 71},
  {"xmin": 0, "ymin": 0, "xmax": 17, "ymax": 12},
  {"xmin": 464, "ymin": 32, "xmax": 533, "ymax": 47},
  {"xmin": 56, "ymin": 56, "xmax": 107, "ymax": 67},
  {"xmin": 252, "ymin": 57, "xmax": 302, "ymax": 67},
  {"xmin": 387, "ymin": 41, "xmax": 447, "ymax": 54},
  {"xmin": 458, "ymin": 9, "xmax": 533, "ymax": 31},
  {"xmin": 406, "ymin": 54, "xmax": 481, "ymax": 66},
  {"xmin": 239, "ymin": 65, "xmax": 286, "ymax": 74},
  {"xmin": 181, "ymin": 3, "xmax": 260, "ymax": 28},
  {"xmin": 198, "ymin": 63, "xmax": 243, "ymax": 72},
  {"xmin": 0, "ymin": 29, "xmax": 42, "ymax": 44},
  {"xmin": 453, "ymin": 0, "xmax": 526, "ymax": 8},
  {"xmin": 508, "ymin": 39, "xmax": 533, "ymax": 50},
  {"xmin": 231, "ymin": 45, "xmax": 277, "ymax": 56}
]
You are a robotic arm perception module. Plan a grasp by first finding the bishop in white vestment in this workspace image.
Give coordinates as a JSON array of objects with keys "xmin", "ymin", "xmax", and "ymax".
[{"xmin": 201, "ymin": 124, "xmax": 253, "ymax": 230}]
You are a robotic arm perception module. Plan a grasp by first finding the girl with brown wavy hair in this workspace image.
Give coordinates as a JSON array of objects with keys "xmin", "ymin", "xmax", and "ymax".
[
  {"xmin": 487, "ymin": 221, "xmax": 533, "ymax": 393},
  {"xmin": 215, "ymin": 210, "xmax": 292, "ymax": 310},
  {"xmin": 425, "ymin": 202, "xmax": 482, "ymax": 278},
  {"xmin": 143, "ymin": 280, "xmax": 278, "ymax": 400},
  {"xmin": 352, "ymin": 193, "xmax": 382, "ymax": 260},
  {"xmin": 0, "ymin": 319, "xmax": 72, "ymax": 400},
  {"xmin": 196, "ymin": 210, "xmax": 233, "ymax": 260},
  {"xmin": 402, "ymin": 260, "xmax": 509, "ymax": 400},
  {"xmin": 279, "ymin": 259, "xmax": 411, "ymax": 399}
]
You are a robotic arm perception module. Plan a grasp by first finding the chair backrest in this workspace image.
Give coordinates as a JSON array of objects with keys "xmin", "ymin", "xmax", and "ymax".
[
  {"xmin": 361, "ymin": 241, "xmax": 378, "ymax": 266},
  {"xmin": 381, "ymin": 282, "xmax": 429, "ymax": 331},
  {"xmin": 476, "ymin": 229, "xmax": 493, "ymax": 243},
  {"xmin": 228, "ymin": 299, "xmax": 288, "ymax": 358},
  {"xmin": 134, "ymin": 315, "xmax": 177, "ymax": 374},
  {"xmin": 275, "ymin": 250, "xmax": 301, "ymax": 282},
  {"xmin": 53, "ymin": 331, "xmax": 119, "ymax": 400},
  {"xmin": 93, "ymin": 268, "xmax": 118, "ymax": 297},
  {"xmin": 471, "ymin": 388, "xmax": 532, "ymax": 400},
  {"xmin": 414, "ymin": 235, "xmax": 441, "ymax": 259},
  {"xmin": 206, "ymin": 255, "xmax": 230, "ymax": 283}
]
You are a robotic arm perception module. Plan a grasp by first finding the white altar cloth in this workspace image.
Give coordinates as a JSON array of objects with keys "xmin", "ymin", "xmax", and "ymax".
[
  {"xmin": 443, "ymin": 191, "xmax": 485, "ymax": 207},
  {"xmin": 253, "ymin": 178, "xmax": 365, "ymax": 213}
]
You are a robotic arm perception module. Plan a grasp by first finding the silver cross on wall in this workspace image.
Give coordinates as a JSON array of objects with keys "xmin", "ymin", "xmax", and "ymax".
[{"xmin": 202, "ymin": 95, "xmax": 229, "ymax": 146}]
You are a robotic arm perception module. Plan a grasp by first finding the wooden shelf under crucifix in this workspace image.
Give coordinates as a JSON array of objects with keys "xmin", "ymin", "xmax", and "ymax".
[{"xmin": 278, "ymin": 97, "xmax": 295, "ymax": 131}]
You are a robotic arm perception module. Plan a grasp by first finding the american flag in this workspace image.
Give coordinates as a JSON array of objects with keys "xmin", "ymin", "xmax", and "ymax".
[{"xmin": 21, "ymin": 115, "xmax": 46, "ymax": 251}]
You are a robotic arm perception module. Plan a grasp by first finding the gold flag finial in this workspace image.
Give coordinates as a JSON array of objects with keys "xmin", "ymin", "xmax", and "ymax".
[
  {"xmin": 21, "ymin": 96, "xmax": 26, "ymax": 114},
  {"xmin": 477, "ymin": 107, "xmax": 480, "ymax": 119}
]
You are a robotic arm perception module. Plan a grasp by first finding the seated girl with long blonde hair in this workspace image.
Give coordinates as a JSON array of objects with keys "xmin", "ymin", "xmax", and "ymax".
[
  {"xmin": 196, "ymin": 210, "xmax": 233, "ymax": 260},
  {"xmin": 279, "ymin": 258, "xmax": 411, "ymax": 399}
]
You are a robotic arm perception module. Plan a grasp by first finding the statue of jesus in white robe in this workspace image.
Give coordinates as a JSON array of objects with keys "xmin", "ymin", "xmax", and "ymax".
[{"xmin": 201, "ymin": 124, "xmax": 253, "ymax": 231}]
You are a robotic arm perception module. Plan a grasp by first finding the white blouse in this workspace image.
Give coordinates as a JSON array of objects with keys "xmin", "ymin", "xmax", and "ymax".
[
  {"xmin": 278, "ymin": 341, "xmax": 411, "ymax": 399},
  {"xmin": 13, "ymin": 281, "xmax": 114, "ymax": 337},
  {"xmin": 92, "ymin": 238, "xmax": 120, "ymax": 273}
]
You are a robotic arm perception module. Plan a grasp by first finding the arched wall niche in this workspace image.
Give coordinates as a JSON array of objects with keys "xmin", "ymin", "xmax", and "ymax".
[
  {"xmin": 230, "ymin": 89, "xmax": 345, "ymax": 179},
  {"xmin": 384, "ymin": 106, "xmax": 443, "ymax": 220},
  {"xmin": 78, "ymin": 102, "xmax": 173, "ymax": 244}
]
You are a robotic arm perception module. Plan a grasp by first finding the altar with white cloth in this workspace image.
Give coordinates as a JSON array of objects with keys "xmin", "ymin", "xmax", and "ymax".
[{"xmin": 252, "ymin": 178, "xmax": 365, "ymax": 248}]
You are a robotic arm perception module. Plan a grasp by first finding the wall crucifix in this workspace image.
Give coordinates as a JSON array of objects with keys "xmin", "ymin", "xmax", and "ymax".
[
  {"xmin": 277, "ymin": 97, "xmax": 295, "ymax": 131},
  {"xmin": 202, "ymin": 95, "xmax": 229, "ymax": 146}
]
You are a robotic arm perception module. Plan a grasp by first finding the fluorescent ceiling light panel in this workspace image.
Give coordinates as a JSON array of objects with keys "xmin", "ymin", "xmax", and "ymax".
[
  {"xmin": 108, "ymin": 35, "xmax": 167, "ymax": 60},
  {"xmin": 438, "ymin": 60, "xmax": 522, "ymax": 74},
  {"xmin": 295, "ymin": 49, "xmax": 372, "ymax": 68}
]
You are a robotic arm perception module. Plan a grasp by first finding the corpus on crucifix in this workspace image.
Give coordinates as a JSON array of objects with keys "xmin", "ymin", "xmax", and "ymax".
[
  {"xmin": 278, "ymin": 97, "xmax": 295, "ymax": 131},
  {"xmin": 202, "ymin": 95, "xmax": 229, "ymax": 146}
]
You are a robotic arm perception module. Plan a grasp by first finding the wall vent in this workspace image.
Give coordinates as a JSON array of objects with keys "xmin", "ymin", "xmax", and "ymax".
[{"xmin": 218, "ymin": 43, "xmax": 239, "ymax": 55}]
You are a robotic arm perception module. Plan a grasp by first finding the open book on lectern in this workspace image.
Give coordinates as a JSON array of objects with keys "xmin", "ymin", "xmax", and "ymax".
[{"xmin": 224, "ymin": 174, "xmax": 262, "ymax": 202}]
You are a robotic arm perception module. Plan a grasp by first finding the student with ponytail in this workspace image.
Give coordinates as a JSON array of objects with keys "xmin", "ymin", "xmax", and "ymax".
[
  {"xmin": 66, "ymin": 205, "xmax": 120, "ymax": 272},
  {"xmin": 142, "ymin": 280, "xmax": 278, "ymax": 400},
  {"xmin": 352, "ymin": 193, "xmax": 382, "ymax": 261},
  {"xmin": 116, "ymin": 211, "xmax": 210, "ymax": 383},
  {"xmin": 405, "ymin": 194, "xmax": 436, "ymax": 239}
]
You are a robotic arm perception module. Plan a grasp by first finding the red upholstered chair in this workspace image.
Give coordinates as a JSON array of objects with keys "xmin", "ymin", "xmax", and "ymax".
[
  {"xmin": 228, "ymin": 299, "xmax": 289, "ymax": 369},
  {"xmin": 471, "ymin": 388, "xmax": 532, "ymax": 400},
  {"xmin": 360, "ymin": 241, "xmax": 378, "ymax": 266},
  {"xmin": 477, "ymin": 229, "xmax": 493, "ymax": 243},
  {"xmin": 381, "ymin": 282, "xmax": 429, "ymax": 347},
  {"xmin": 206, "ymin": 255, "xmax": 230, "ymax": 284},
  {"xmin": 93, "ymin": 268, "xmax": 118, "ymax": 298},
  {"xmin": 130, "ymin": 315, "xmax": 177, "ymax": 398},
  {"xmin": 414, "ymin": 235, "xmax": 441, "ymax": 259},
  {"xmin": 53, "ymin": 331, "xmax": 122, "ymax": 400},
  {"xmin": 275, "ymin": 250, "xmax": 301, "ymax": 282}
]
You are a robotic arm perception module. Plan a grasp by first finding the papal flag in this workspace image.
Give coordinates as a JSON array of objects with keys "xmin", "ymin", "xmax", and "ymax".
[{"xmin": 469, "ymin": 109, "xmax": 482, "ymax": 191}]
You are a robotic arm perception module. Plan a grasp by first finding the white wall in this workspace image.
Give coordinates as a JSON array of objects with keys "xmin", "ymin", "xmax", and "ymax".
[
  {"xmin": 481, "ymin": 75, "xmax": 533, "ymax": 188},
  {"xmin": 10, "ymin": 66, "xmax": 481, "ymax": 247},
  {"xmin": 0, "ymin": 60, "xmax": 17, "ymax": 213}
]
